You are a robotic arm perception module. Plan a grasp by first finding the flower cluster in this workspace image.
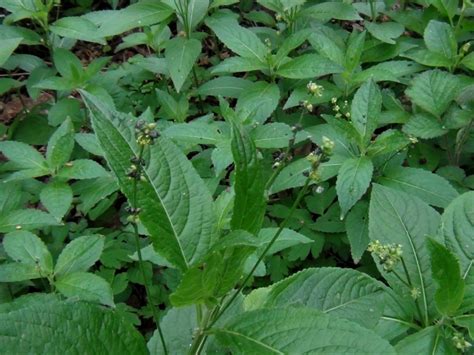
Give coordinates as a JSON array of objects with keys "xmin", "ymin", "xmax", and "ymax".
[
  {"xmin": 135, "ymin": 120, "xmax": 159, "ymax": 146},
  {"xmin": 367, "ymin": 240, "xmax": 403, "ymax": 272},
  {"xmin": 127, "ymin": 155, "xmax": 147, "ymax": 181},
  {"xmin": 452, "ymin": 332, "xmax": 472, "ymax": 352},
  {"xmin": 307, "ymin": 81, "xmax": 324, "ymax": 97},
  {"xmin": 304, "ymin": 136, "xmax": 335, "ymax": 182},
  {"xmin": 331, "ymin": 97, "xmax": 350, "ymax": 119}
]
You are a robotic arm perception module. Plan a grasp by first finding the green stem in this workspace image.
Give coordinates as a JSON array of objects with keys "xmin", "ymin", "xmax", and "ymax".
[
  {"xmin": 455, "ymin": 1, "xmax": 466, "ymax": 35},
  {"xmin": 369, "ymin": 0, "xmax": 376, "ymax": 21},
  {"xmin": 400, "ymin": 257, "xmax": 428, "ymax": 327},
  {"xmin": 209, "ymin": 177, "xmax": 312, "ymax": 328},
  {"xmin": 131, "ymin": 146, "xmax": 168, "ymax": 355}
]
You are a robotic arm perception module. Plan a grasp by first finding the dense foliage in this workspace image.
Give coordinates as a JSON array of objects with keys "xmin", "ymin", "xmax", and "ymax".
[{"xmin": 0, "ymin": 0, "xmax": 474, "ymax": 353}]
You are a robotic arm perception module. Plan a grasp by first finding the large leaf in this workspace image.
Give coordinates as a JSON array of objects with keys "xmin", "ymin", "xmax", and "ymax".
[
  {"xmin": 423, "ymin": 20, "xmax": 457, "ymax": 60},
  {"xmin": 378, "ymin": 166, "xmax": 458, "ymax": 208},
  {"xmin": 350, "ymin": 79, "xmax": 382, "ymax": 144},
  {"xmin": 276, "ymin": 54, "xmax": 343, "ymax": 79},
  {"xmin": 230, "ymin": 121, "xmax": 266, "ymax": 235},
  {"xmin": 406, "ymin": 69, "xmax": 461, "ymax": 118},
  {"xmin": 215, "ymin": 308, "xmax": 395, "ymax": 353},
  {"xmin": 206, "ymin": 16, "xmax": 268, "ymax": 62},
  {"xmin": 55, "ymin": 272, "xmax": 114, "ymax": 307},
  {"xmin": 0, "ymin": 295, "xmax": 146, "ymax": 353},
  {"xmin": 49, "ymin": 17, "xmax": 105, "ymax": 44},
  {"xmin": 336, "ymin": 156, "xmax": 373, "ymax": 218},
  {"xmin": 427, "ymin": 239, "xmax": 464, "ymax": 316},
  {"xmin": 395, "ymin": 326, "xmax": 456, "ymax": 354},
  {"xmin": 236, "ymin": 81, "xmax": 280, "ymax": 123},
  {"xmin": 441, "ymin": 192, "xmax": 474, "ymax": 312},
  {"xmin": 245, "ymin": 267, "xmax": 386, "ymax": 329},
  {"xmin": 54, "ymin": 235, "xmax": 105, "ymax": 277},
  {"xmin": 369, "ymin": 184, "xmax": 441, "ymax": 324},
  {"xmin": 0, "ymin": 209, "xmax": 60, "ymax": 233},
  {"xmin": 82, "ymin": 92, "xmax": 217, "ymax": 271},
  {"xmin": 165, "ymin": 37, "xmax": 201, "ymax": 92},
  {"xmin": 46, "ymin": 118, "xmax": 75, "ymax": 171},
  {"xmin": 40, "ymin": 181, "xmax": 73, "ymax": 220},
  {"xmin": 345, "ymin": 200, "xmax": 370, "ymax": 263}
]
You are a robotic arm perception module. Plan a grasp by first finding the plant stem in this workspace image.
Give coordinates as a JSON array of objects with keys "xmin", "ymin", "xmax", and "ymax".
[
  {"xmin": 210, "ymin": 177, "xmax": 312, "ymax": 327},
  {"xmin": 400, "ymin": 257, "xmax": 427, "ymax": 327},
  {"xmin": 131, "ymin": 146, "xmax": 168, "ymax": 355}
]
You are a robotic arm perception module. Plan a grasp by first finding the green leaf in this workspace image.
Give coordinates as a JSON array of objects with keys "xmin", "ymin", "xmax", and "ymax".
[
  {"xmin": 406, "ymin": 69, "xmax": 461, "ymax": 117},
  {"xmin": 236, "ymin": 81, "xmax": 280, "ymax": 123},
  {"xmin": 395, "ymin": 326, "xmax": 456, "ymax": 354},
  {"xmin": 251, "ymin": 122, "xmax": 292, "ymax": 149},
  {"xmin": 165, "ymin": 37, "xmax": 201, "ymax": 92},
  {"xmin": 210, "ymin": 56, "xmax": 268, "ymax": 74},
  {"xmin": 245, "ymin": 267, "xmax": 385, "ymax": 328},
  {"xmin": 54, "ymin": 235, "xmax": 105, "ymax": 277},
  {"xmin": 230, "ymin": 121, "xmax": 266, "ymax": 235},
  {"xmin": 85, "ymin": 1, "xmax": 173, "ymax": 37},
  {"xmin": 55, "ymin": 272, "xmax": 114, "ymax": 307},
  {"xmin": 308, "ymin": 27, "xmax": 345, "ymax": 66},
  {"xmin": 367, "ymin": 130, "xmax": 411, "ymax": 158},
  {"xmin": 49, "ymin": 17, "xmax": 105, "ymax": 44},
  {"xmin": 46, "ymin": 118, "xmax": 74, "ymax": 170},
  {"xmin": 3, "ymin": 231, "xmax": 53, "ymax": 273},
  {"xmin": 57, "ymin": 159, "xmax": 109, "ymax": 179},
  {"xmin": 257, "ymin": 228, "xmax": 312, "ymax": 255},
  {"xmin": 431, "ymin": 0, "xmax": 457, "ymax": 21},
  {"xmin": 427, "ymin": 239, "xmax": 464, "ymax": 316},
  {"xmin": 215, "ymin": 308, "xmax": 395, "ymax": 353},
  {"xmin": 306, "ymin": 2, "xmax": 362, "ymax": 22},
  {"xmin": 172, "ymin": 0, "xmax": 209, "ymax": 31},
  {"xmin": 276, "ymin": 54, "xmax": 343, "ymax": 79},
  {"xmin": 0, "ymin": 295, "xmax": 146, "ymax": 353},
  {"xmin": 52, "ymin": 48, "xmax": 83, "ymax": 81},
  {"xmin": 0, "ymin": 140, "xmax": 47, "ymax": 170},
  {"xmin": 336, "ymin": 156, "xmax": 373, "ymax": 218},
  {"xmin": 75, "ymin": 133, "xmax": 104, "ymax": 156},
  {"xmin": 378, "ymin": 167, "xmax": 458, "ymax": 208},
  {"xmin": 0, "ymin": 209, "xmax": 60, "ymax": 233},
  {"xmin": 345, "ymin": 29, "xmax": 366, "ymax": 73},
  {"xmin": 197, "ymin": 76, "xmax": 253, "ymax": 98},
  {"xmin": 402, "ymin": 49, "xmax": 452, "ymax": 68},
  {"xmin": 441, "ymin": 191, "xmax": 474, "ymax": 312},
  {"xmin": 39, "ymin": 181, "xmax": 73, "ymax": 220},
  {"xmin": 0, "ymin": 37, "xmax": 22, "ymax": 66},
  {"xmin": 148, "ymin": 307, "xmax": 196, "ymax": 355},
  {"xmin": 424, "ymin": 20, "xmax": 457, "ymax": 60},
  {"xmin": 350, "ymin": 79, "xmax": 382, "ymax": 144},
  {"xmin": 369, "ymin": 184, "xmax": 441, "ymax": 323},
  {"xmin": 345, "ymin": 201, "xmax": 370, "ymax": 263},
  {"xmin": 366, "ymin": 22, "xmax": 404, "ymax": 44},
  {"xmin": 206, "ymin": 16, "xmax": 268, "ymax": 62},
  {"xmin": 461, "ymin": 52, "xmax": 474, "ymax": 70},
  {"xmin": 163, "ymin": 121, "xmax": 223, "ymax": 145},
  {"xmin": 0, "ymin": 263, "xmax": 42, "ymax": 282},
  {"xmin": 82, "ymin": 92, "xmax": 217, "ymax": 271},
  {"xmin": 402, "ymin": 113, "xmax": 448, "ymax": 139}
]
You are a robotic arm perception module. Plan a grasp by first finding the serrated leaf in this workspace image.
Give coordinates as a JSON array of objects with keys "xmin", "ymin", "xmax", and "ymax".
[
  {"xmin": 50, "ymin": 17, "xmax": 105, "ymax": 44},
  {"xmin": 57, "ymin": 159, "xmax": 109, "ymax": 179},
  {"xmin": 0, "ymin": 295, "xmax": 146, "ymax": 353},
  {"xmin": 210, "ymin": 56, "xmax": 268, "ymax": 74},
  {"xmin": 350, "ymin": 79, "xmax": 382, "ymax": 144},
  {"xmin": 0, "ymin": 140, "xmax": 47, "ymax": 170},
  {"xmin": 402, "ymin": 113, "xmax": 448, "ymax": 139},
  {"xmin": 3, "ymin": 231, "xmax": 53, "ymax": 273},
  {"xmin": 56, "ymin": 272, "xmax": 114, "ymax": 307},
  {"xmin": 276, "ymin": 53, "xmax": 343, "ymax": 79},
  {"xmin": 54, "ymin": 235, "xmax": 105, "ymax": 277},
  {"xmin": 215, "ymin": 308, "xmax": 395, "ymax": 353},
  {"xmin": 245, "ymin": 267, "xmax": 385, "ymax": 328},
  {"xmin": 369, "ymin": 184, "xmax": 441, "ymax": 324},
  {"xmin": 46, "ymin": 118, "xmax": 75, "ymax": 171},
  {"xmin": 0, "ymin": 263, "xmax": 42, "ymax": 282},
  {"xmin": 366, "ymin": 22, "xmax": 404, "ymax": 44},
  {"xmin": 236, "ymin": 81, "xmax": 280, "ymax": 123},
  {"xmin": 163, "ymin": 121, "xmax": 223, "ymax": 145},
  {"xmin": 345, "ymin": 201, "xmax": 370, "ymax": 263},
  {"xmin": 378, "ymin": 167, "xmax": 458, "ymax": 208},
  {"xmin": 258, "ymin": 228, "xmax": 312, "ymax": 255},
  {"xmin": 0, "ymin": 37, "xmax": 22, "ymax": 66},
  {"xmin": 40, "ymin": 181, "xmax": 73, "ymax": 220},
  {"xmin": 406, "ymin": 69, "xmax": 461, "ymax": 117},
  {"xmin": 165, "ymin": 37, "xmax": 201, "ymax": 92},
  {"xmin": 427, "ymin": 239, "xmax": 464, "ymax": 315},
  {"xmin": 82, "ymin": 92, "xmax": 217, "ymax": 271},
  {"xmin": 0, "ymin": 209, "xmax": 60, "ymax": 233},
  {"xmin": 395, "ymin": 326, "xmax": 456, "ymax": 354},
  {"xmin": 197, "ymin": 76, "xmax": 253, "ymax": 98},
  {"xmin": 251, "ymin": 122, "xmax": 292, "ymax": 148},
  {"xmin": 206, "ymin": 16, "xmax": 268, "ymax": 62},
  {"xmin": 230, "ymin": 121, "xmax": 266, "ymax": 235},
  {"xmin": 336, "ymin": 157, "xmax": 373, "ymax": 218},
  {"xmin": 306, "ymin": 2, "xmax": 362, "ymax": 22},
  {"xmin": 424, "ymin": 20, "xmax": 457, "ymax": 60}
]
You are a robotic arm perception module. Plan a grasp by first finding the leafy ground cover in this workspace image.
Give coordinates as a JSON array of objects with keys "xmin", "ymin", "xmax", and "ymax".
[{"xmin": 0, "ymin": 0, "xmax": 474, "ymax": 353}]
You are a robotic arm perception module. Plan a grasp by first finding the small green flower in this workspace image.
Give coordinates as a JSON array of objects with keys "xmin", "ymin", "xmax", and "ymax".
[{"xmin": 453, "ymin": 332, "xmax": 472, "ymax": 352}]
